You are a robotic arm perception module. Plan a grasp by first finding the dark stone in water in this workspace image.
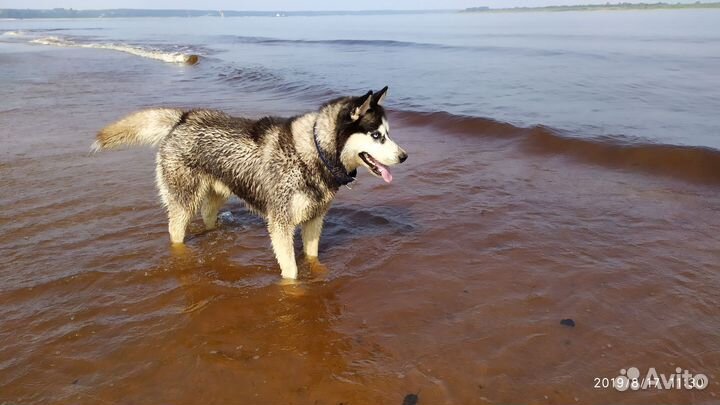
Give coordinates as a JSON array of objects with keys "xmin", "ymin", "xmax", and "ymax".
[
  {"xmin": 560, "ymin": 318, "xmax": 576, "ymax": 327},
  {"xmin": 403, "ymin": 393, "xmax": 419, "ymax": 405}
]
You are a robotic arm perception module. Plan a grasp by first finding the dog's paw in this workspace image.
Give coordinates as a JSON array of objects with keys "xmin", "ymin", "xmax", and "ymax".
[
  {"xmin": 277, "ymin": 278, "xmax": 307, "ymax": 297},
  {"xmin": 305, "ymin": 257, "xmax": 329, "ymax": 280}
]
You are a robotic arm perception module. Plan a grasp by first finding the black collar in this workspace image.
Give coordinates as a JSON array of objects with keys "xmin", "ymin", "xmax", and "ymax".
[{"xmin": 313, "ymin": 121, "xmax": 356, "ymax": 188}]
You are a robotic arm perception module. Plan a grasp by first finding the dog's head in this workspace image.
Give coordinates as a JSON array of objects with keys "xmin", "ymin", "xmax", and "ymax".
[{"xmin": 334, "ymin": 87, "xmax": 407, "ymax": 183}]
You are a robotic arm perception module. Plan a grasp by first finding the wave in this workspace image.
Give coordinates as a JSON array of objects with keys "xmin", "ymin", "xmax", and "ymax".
[
  {"xmin": 216, "ymin": 65, "xmax": 285, "ymax": 86},
  {"xmin": 29, "ymin": 36, "xmax": 199, "ymax": 65},
  {"xmin": 213, "ymin": 65, "xmax": 338, "ymax": 101},
  {"xmin": 28, "ymin": 27, "xmax": 106, "ymax": 32},
  {"xmin": 222, "ymin": 35, "xmax": 616, "ymax": 60},
  {"xmin": 228, "ymin": 35, "xmax": 454, "ymax": 50},
  {"xmin": 393, "ymin": 110, "xmax": 720, "ymax": 185}
]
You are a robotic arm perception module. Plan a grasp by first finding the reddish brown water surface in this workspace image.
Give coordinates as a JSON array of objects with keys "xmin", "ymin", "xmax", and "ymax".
[{"xmin": 1, "ymin": 48, "xmax": 720, "ymax": 405}]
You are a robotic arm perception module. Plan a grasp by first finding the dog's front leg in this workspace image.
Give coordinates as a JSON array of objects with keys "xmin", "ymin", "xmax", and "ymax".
[
  {"xmin": 301, "ymin": 213, "xmax": 325, "ymax": 258},
  {"xmin": 268, "ymin": 219, "xmax": 298, "ymax": 279}
]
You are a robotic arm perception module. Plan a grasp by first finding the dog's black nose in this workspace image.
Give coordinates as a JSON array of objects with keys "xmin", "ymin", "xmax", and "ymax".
[{"xmin": 398, "ymin": 152, "xmax": 408, "ymax": 163}]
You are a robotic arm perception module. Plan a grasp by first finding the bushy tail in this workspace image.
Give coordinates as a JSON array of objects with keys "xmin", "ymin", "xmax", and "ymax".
[{"xmin": 92, "ymin": 108, "xmax": 184, "ymax": 152}]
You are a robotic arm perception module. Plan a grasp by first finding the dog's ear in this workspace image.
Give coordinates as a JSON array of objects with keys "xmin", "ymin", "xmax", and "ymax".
[
  {"xmin": 372, "ymin": 86, "xmax": 388, "ymax": 106},
  {"xmin": 350, "ymin": 91, "xmax": 373, "ymax": 121}
]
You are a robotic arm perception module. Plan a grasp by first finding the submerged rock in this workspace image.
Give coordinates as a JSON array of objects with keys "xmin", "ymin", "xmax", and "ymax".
[{"xmin": 403, "ymin": 393, "xmax": 419, "ymax": 405}]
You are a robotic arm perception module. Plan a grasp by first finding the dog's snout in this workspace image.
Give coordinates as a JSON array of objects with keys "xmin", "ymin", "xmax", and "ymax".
[{"xmin": 398, "ymin": 152, "xmax": 408, "ymax": 163}]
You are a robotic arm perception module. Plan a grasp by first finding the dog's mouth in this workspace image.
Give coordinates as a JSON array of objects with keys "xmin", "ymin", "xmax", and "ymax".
[{"xmin": 359, "ymin": 152, "xmax": 392, "ymax": 183}]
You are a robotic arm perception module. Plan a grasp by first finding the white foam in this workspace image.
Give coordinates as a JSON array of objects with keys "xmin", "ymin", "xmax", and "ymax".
[
  {"xmin": 30, "ymin": 36, "xmax": 199, "ymax": 65},
  {"xmin": 30, "ymin": 36, "xmax": 70, "ymax": 46},
  {"xmin": 2, "ymin": 30, "xmax": 24, "ymax": 37}
]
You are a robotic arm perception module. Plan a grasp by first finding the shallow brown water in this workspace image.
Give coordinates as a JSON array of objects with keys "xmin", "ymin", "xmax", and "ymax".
[{"xmin": 2, "ymin": 48, "xmax": 720, "ymax": 405}]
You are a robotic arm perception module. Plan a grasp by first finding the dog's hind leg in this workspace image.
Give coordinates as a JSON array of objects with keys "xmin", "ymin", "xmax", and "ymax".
[
  {"xmin": 158, "ymin": 162, "xmax": 207, "ymax": 244},
  {"xmin": 268, "ymin": 218, "xmax": 298, "ymax": 279},
  {"xmin": 201, "ymin": 184, "xmax": 230, "ymax": 230}
]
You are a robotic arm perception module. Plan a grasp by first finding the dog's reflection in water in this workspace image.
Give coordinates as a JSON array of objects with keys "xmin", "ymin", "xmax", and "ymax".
[
  {"xmin": 162, "ymin": 243, "xmax": 352, "ymax": 385},
  {"xmin": 168, "ymin": 241, "xmax": 331, "ymax": 301}
]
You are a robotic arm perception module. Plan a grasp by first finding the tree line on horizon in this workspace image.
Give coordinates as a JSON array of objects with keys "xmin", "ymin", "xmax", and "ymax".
[{"xmin": 463, "ymin": 1, "xmax": 720, "ymax": 12}]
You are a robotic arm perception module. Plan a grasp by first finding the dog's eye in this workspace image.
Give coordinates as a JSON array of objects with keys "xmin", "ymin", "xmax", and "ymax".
[{"xmin": 371, "ymin": 131, "xmax": 381, "ymax": 139}]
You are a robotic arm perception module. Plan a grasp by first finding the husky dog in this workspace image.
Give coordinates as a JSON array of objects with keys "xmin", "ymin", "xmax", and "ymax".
[{"xmin": 93, "ymin": 87, "xmax": 407, "ymax": 279}]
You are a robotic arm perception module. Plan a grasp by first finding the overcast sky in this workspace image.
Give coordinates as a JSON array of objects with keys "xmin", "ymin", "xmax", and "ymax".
[{"xmin": 1, "ymin": 0, "xmax": 705, "ymax": 10}]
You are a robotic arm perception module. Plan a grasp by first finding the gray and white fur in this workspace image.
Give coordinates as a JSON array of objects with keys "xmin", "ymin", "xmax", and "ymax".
[{"xmin": 93, "ymin": 87, "xmax": 407, "ymax": 279}]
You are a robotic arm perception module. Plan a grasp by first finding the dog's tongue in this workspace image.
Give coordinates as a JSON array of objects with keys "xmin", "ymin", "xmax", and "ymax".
[{"xmin": 376, "ymin": 162, "xmax": 393, "ymax": 183}]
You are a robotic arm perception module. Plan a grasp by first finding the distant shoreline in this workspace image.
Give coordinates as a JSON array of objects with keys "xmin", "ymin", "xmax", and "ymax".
[
  {"xmin": 462, "ymin": 2, "xmax": 720, "ymax": 13},
  {"xmin": 0, "ymin": 9, "xmax": 450, "ymax": 19}
]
